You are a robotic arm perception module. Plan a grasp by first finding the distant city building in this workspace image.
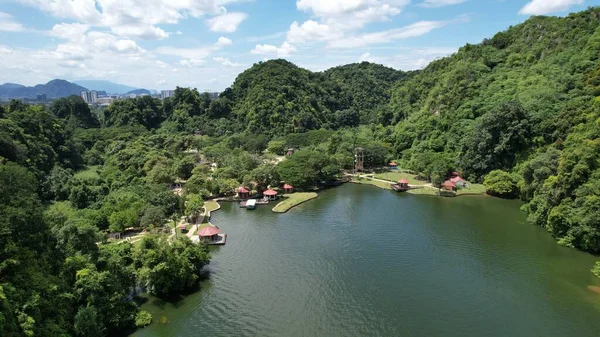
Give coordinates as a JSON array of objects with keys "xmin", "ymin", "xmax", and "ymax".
[
  {"xmin": 36, "ymin": 94, "xmax": 47, "ymax": 102},
  {"xmin": 80, "ymin": 90, "xmax": 98, "ymax": 104},
  {"xmin": 206, "ymin": 92, "xmax": 220, "ymax": 100},
  {"xmin": 90, "ymin": 90, "xmax": 98, "ymax": 104},
  {"xmin": 161, "ymin": 90, "xmax": 175, "ymax": 99},
  {"xmin": 97, "ymin": 97, "xmax": 114, "ymax": 105}
]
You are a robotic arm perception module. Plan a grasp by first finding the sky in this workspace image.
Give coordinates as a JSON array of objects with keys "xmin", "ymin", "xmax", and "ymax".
[{"xmin": 0, "ymin": 0, "xmax": 597, "ymax": 91}]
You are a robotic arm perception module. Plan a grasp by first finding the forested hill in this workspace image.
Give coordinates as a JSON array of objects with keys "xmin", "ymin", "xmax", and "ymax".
[{"xmin": 230, "ymin": 59, "xmax": 409, "ymax": 133}]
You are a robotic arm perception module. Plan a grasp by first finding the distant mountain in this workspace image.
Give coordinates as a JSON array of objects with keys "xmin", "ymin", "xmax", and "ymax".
[
  {"xmin": 0, "ymin": 79, "xmax": 87, "ymax": 99},
  {"xmin": 125, "ymin": 89, "xmax": 151, "ymax": 96},
  {"xmin": 73, "ymin": 80, "xmax": 139, "ymax": 94}
]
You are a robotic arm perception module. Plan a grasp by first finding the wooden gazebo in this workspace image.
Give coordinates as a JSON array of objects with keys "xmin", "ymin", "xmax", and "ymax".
[
  {"xmin": 264, "ymin": 189, "xmax": 278, "ymax": 201},
  {"xmin": 238, "ymin": 186, "xmax": 250, "ymax": 199},
  {"xmin": 283, "ymin": 184, "xmax": 294, "ymax": 193}
]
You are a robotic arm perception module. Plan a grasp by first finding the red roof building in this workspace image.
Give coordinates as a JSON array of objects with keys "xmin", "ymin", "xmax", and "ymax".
[
  {"xmin": 238, "ymin": 186, "xmax": 250, "ymax": 199},
  {"xmin": 283, "ymin": 184, "xmax": 294, "ymax": 193},
  {"xmin": 442, "ymin": 180, "xmax": 456, "ymax": 191},
  {"xmin": 264, "ymin": 189, "xmax": 278, "ymax": 200},
  {"xmin": 198, "ymin": 226, "xmax": 220, "ymax": 238},
  {"xmin": 398, "ymin": 179, "xmax": 409, "ymax": 184}
]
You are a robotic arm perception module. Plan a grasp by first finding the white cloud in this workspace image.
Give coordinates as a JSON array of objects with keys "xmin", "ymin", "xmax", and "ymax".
[
  {"xmin": 419, "ymin": 0, "xmax": 467, "ymax": 8},
  {"xmin": 287, "ymin": 20, "xmax": 343, "ymax": 44},
  {"xmin": 216, "ymin": 36, "xmax": 233, "ymax": 47},
  {"xmin": 17, "ymin": 0, "xmax": 242, "ymax": 39},
  {"xmin": 179, "ymin": 59, "xmax": 206, "ymax": 68},
  {"xmin": 296, "ymin": 0, "xmax": 409, "ymax": 29},
  {"xmin": 207, "ymin": 12, "xmax": 248, "ymax": 33},
  {"xmin": 251, "ymin": 42, "xmax": 297, "ymax": 57},
  {"xmin": 157, "ymin": 79, "xmax": 167, "ymax": 85},
  {"xmin": 328, "ymin": 20, "xmax": 448, "ymax": 48},
  {"xmin": 519, "ymin": 0, "xmax": 584, "ymax": 15},
  {"xmin": 0, "ymin": 12, "xmax": 26, "ymax": 32},
  {"xmin": 213, "ymin": 56, "xmax": 243, "ymax": 67},
  {"xmin": 48, "ymin": 23, "xmax": 89, "ymax": 41}
]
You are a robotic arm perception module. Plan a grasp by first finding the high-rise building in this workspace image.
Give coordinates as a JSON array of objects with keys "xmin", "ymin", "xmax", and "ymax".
[
  {"xmin": 81, "ymin": 91, "xmax": 90, "ymax": 103},
  {"xmin": 90, "ymin": 91, "xmax": 98, "ymax": 104},
  {"xmin": 80, "ymin": 91, "xmax": 98, "ymax": 104},
  {"xmin": 36, "ymin": 94, "xmax": 47, "ymax": 102},
  {"xmin": 161, "ymin": 90, "xmax": 175, "ymax": 99}
]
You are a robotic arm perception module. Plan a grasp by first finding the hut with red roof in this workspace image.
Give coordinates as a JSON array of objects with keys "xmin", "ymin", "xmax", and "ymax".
[
  {"xmin": 283, "ymin": 184, "xmax": 294, "ymax": 193},
  {"xmin": 450, "ymin": 176, "xmax": 466, "ymax": 187},
  {"xmin": 389, "ymin": 162, "xmax": 398, "ymax": 170},
  {"xmin": 442, "ymin": 180, "xmax": 456, "ymax": 191},
  {"xmin": 264, "ymin": 188, "xmax": 278, "ymax": 201},
  {"xmin": 198, "ymin": 226, "xmax": 220, "ymax": 241},
  {"xmin": 237, "ymin": 186, "xmax": 250, "ymax": 200},
  {"xmin": 397, "ymin": 179, "xmax": 409, "ymax": 190}
]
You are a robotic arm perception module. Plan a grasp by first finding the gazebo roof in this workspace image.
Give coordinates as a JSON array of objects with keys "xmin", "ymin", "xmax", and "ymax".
[
  {"xmin": 198, "ymin": 226, "xmax": 220, "ymax": 237},
  {"xmin": 389, "ymin": 162, "xmax": 398, "ymax": 166},
  {"xmin": 264, "ymin": 189, "xmax": 278, "ymax": 196},
  {"xmin": 238, "ymin": 187, "xmax": 249, "ymax": 193},
  {"xmin": 443, "ymin": 180, "xmax": 456, "ymax": 187},
  {"xmin": 450, "ymin": 176, "xmax": 464, "ymax": 183},
  {"xmin": 398, "ymin": 179, "xmax": 409, "ymax": 184},
  {"xmin": 283, "ymin": 184, "xmax": 293, "ymax": 189}
]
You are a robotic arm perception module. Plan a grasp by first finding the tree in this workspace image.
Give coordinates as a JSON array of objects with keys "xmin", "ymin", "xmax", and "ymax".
[
  {"xmin": 461, "ymin": 102, "xmax": 532, "ymax": 181},
  {"xmin": 484, "ymin": 170, "xmax": 519, "ymax": 198},
  {"xmin": 133, "ymin": 236, "xmax": 210, "ymax": 296},
  {"xmin": 50, "ymin": 96, "xmax": 100, "ymax": 129},
  {"xmin": 185, "ymin": 194, "xmax": 204, "ymax": 222},
  {"xmin": 140, "ymin": 206, "xmax": 166, "ymax": 229}
]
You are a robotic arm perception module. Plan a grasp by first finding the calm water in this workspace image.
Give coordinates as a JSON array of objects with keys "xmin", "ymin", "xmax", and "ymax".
[{"xmin": 133, "ymin": 184, "xmax": 600, "ymax": 337}]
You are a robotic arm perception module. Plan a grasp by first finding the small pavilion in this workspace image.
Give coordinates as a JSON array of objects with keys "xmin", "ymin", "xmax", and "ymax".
[
  {"xmin": 198, "ymin": 226, "xmax": 220, "ymax": 241},
  {"xmin": 397, "ymin": 179, "xmax": 409, "ymax": 191},
  {"xmin": 238, "ymin": 186, "xmax": 250, "ymax": 199},
  {"xmin": 283, "ymin": 184, "xmax": 294, "ymax": 193},
  {"xmin": 264, "ymin": 189, "xmax": 278, "ymax": 201},
  {"xmin": 450, "ymin": 176, "xmax": 466, "ymax": 187},
  {"xmin": 442, "ymin": 180, "xmax": 456, "ymax": 191},
  {"xmin": 389, "ymin": 162, "xmax": 398, "ymax": 170}
]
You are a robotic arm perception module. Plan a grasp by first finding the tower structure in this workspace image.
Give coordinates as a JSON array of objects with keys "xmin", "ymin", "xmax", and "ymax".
[{"xmin": 354, "ymin": 147, "xmax": 365, "ymax": 173}]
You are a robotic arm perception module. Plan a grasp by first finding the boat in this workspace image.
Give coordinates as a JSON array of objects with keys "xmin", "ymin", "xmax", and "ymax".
[{"xmin": 245, "ymin": 199, "xmax": 257, "ymax": 210}]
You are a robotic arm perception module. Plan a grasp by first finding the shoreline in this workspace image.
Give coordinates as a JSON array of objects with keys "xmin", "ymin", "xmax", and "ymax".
[
  {"xmin": 272, "ymin": 192, "xmax": 319, "ymax": 213},
  {"xmin": 349, "ymin": 177, "xmax": 487, "ymax": 198}
]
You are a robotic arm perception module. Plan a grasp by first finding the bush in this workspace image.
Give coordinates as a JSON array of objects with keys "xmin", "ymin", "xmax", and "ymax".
[
  {"xmin": 593, "ymin": 262, "xmax": 600, "ymax": 278},
  {"xmin": 483, "ymin": 170, "xmax": 519, "ymax": 198},
  {"xmin": 135, "ymin": 310, "xmax": 153, "ymax": 327}
]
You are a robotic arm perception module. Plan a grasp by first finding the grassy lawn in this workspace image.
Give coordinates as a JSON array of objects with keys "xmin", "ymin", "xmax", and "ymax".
[
  {"xmin": 272, "ymin": 192, "xmax": 319, "ymax": 213},
  {"xmin": 374, "ymin": 171, "xmax": 428, "ymax": 185},
  {"xmin": 406, "ymin": 187, "xmax": 439, "ymax": 196},
  {"xmin": 204, "ymin": 200, "xmax": 220, "ymax": 213},
  {"xmin": 351, "ymin": 178, "xmax": 392, "ymax": 190},
  {"xmin": 74, "ymin": 166, "xmax": 101, "ymax": 180},
  {"xmin": 456, "ymin": 183, "xmax": 486, "ymax": 195}
]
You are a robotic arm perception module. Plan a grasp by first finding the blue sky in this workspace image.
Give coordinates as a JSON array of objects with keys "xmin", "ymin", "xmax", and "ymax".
[{"xmin": 0, "ymin": 0, "xmax": 596, "ymax": 90}]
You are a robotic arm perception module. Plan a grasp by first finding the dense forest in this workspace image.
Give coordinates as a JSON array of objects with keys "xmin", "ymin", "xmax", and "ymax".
[{"xmin": 2, "ymin": 7, "xmax": 600, "ymax": 337}]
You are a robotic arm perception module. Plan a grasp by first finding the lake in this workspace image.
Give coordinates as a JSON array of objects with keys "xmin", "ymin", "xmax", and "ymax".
[{"xmin": 132, "ymin": 184, "xmax": 600, "ymax": 337}]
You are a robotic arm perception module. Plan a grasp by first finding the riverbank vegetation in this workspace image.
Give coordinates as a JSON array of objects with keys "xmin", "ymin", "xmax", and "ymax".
[
  {"xmin": 2, "ymin": 7, "xmax": 600, "ymax": 335},
  {"xmin": 272, "ymin": 193, "xmax": 319, "ymax": 213}
]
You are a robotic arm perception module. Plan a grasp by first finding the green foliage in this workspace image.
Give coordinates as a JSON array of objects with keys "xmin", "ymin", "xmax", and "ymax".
[
  {"xmin": 277, "ymin": 150, "xmax": 338, "ymax": 189},
  {"xmin": 484, "ymin": 170, "xmax": 519, "ymax": 198},
  {"xmin": 133, "ymin": 236, "xmax": 210, "ymax": 296},
  {"xmin": 135, "ymin": 310, "xmax": 153, "ymax": 327},
  {"xmin": 593, "ymin": 262, "xmax": 600, "ymax": 278}
]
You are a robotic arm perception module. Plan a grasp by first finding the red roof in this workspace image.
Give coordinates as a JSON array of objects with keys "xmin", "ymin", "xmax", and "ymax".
[
  {"xmin": 264, "ymin": 189, "xmax": 278, "ymax": 196},
  {"xmin": 389, "ymin": 162, "xmax": 398, "ymax": 166},
  {"xmin": 179, "ymin": 225, "xmax": 186, "ymax": 229},
  {"xmin": 443, "ymin": 180, "xmax": 456, "ymax": 187},
  {"xmin": 398, "ymin": 179, "xmax": 409, "ymax": 184},
  {"xmin": 451, "ymin": 171, "xmax": 460, "ymax": 177},
  {"xmin": 283, "ymin": 184, "xmax": 293, "ymax": 189},
  {"xmin": 450, "ymin": 176, "xmax": 464, "ymax": 183},
  {"xmin": 238, "ymin": 187, "xmax": 249, "ymax": 193},
  {"xmin": 198, "ymin": 226, "xmax": 220, "ymax": 237}
]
